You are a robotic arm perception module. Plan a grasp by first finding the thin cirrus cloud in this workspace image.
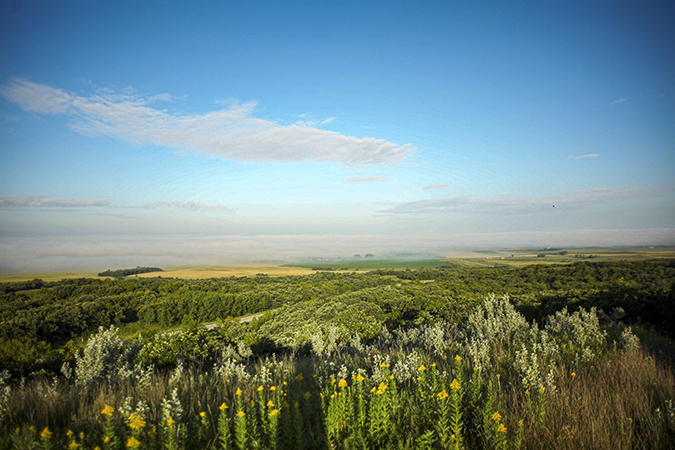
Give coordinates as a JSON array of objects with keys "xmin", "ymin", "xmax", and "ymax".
[
  {"xmin": 0, "ymin": 77, "xmax": 414, "ymax": 167},
  {"xmin": 572, "ymin": 154, "xmax": 599, "ymax": 159},
  {"xmin": 383, "ymin": 184, "xmax": 674, "ymax": 215},
  {"xmin": 143, "ymin": 199, "xmax": 236, "ymax": 212},
  {"xmin": 0, "ymin": 196, "xmax": 111, "ymax": 208},
  {"xmin": 421, "ymin": 183, "xmax": 450, "ymax": 191},
  {"xmin": 610, "ymin": 98, "xmax": 627, "ymax": 106},
  {"xmin": 0, "ymin": 195, "xmax": 233, "ymax": 212},
  {"xmin": 345, "ymin": 176, "xmax": 388, "ymax": 183}
]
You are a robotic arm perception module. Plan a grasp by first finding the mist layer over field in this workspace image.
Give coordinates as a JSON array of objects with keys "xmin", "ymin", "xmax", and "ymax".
[{"xmin": 1, "ymin": 229, "xmax": 673, "ymax": 274}]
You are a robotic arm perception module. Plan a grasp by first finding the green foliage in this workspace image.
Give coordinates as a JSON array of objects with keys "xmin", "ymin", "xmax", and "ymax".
[{"xmin": 98, "ymin": 266, "xmax": 163, "ymax": 278}]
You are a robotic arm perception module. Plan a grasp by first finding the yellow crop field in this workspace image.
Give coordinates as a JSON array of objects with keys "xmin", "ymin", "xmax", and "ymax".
[{"xmin": 132, "ymin": 265, "xmax": 316, "ymax": 279}]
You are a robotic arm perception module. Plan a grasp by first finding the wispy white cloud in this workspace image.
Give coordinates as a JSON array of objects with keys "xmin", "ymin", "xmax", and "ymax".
[
  {"xmin": 0, "ymin": 195, "xmax": 234, "ymax": 212},
  {"xmin": 0, "ymin": 78, "xmax": 413, "ymax": 166},
  {"xmin": 0, "ymin": 196, "xmax": 110, "ymax": 208},
  {"xmin": 610, "ymin": 98, "xmax": 627, "ymax": 106},
  {"xmin": 421, "ymin": 183, "xmax": 450, "ymax": 191},
  {"xmin": 383, "ymin": 184, "xmax": 674, "ymax": 215},
  {"xmin": 572, "ymin": 154, "xmax": 599, "ymax": 159},
  {"xmin": 319, "ymin": 117, "xmax": 336, "ymax": 125},
  {"xmin": 345, "ymin": 176, "xmax": 388, "ymax": 183},
  {"xmin": 142, "ymin": 199, "xmax": 236, "ymax": 212}
]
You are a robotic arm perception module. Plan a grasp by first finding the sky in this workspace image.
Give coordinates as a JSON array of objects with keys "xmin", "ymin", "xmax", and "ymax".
[{"xmin": 1, "ymin": 0, "xmax": 674, "ymax": 271}]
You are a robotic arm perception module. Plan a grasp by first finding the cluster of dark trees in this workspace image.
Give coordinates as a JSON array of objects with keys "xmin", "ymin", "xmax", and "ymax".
[
  {"xmin": 97, "ymin": 266, "xmax": 163, "ymax": 278},
  {"xmin": 1, "ymin": 259, "xmax": 673, "ymax": 374}
]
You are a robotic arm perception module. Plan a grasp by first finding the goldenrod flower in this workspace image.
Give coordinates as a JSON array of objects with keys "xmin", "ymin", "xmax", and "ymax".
[
  {"xmin": 455, "ymin": 355, "xmax": 462, "ymax": 362},
  {"xmin": 380, "ymin": 362, "xmax": 390, "ymax": 368},
  {"xmin": 304, "ymin": 392, "xmax": 311, "ymax": 399},
  {"xmin": 492, "ymin": 411, "xmax": 502, "ymax": 422},
  {"xmin": 418, "ymin": 364, "xmax": 426, "ymax": 371},
  {"xmin": 250, "ymin": 400, "xmax": 255, "ymax": 406},
  {"xmin": 69, "ymin": 441, "xmax": 80, "ymax": 449},
  {"xmin": 294, "ymin": 402, "xmax": 300, "ymax": 408},
  {"xmin": 283, "ymin": 381, "xmax": 287, "ymax": 386},
  {"xmin": 199, "ymin": 412, "xmax": 206, "ymax": 418},
  {"xmin": 390, "ymin": 375, "xmax": 395, "ymax": 380},
  {"xmin": 431, "ymin": 362, "xmax": 436, "ymax": 367},
  {"xmin": 355, "ymin": 374, "xmax": 364, "ymax": 383},
  {"xmin": 235, "ymin": 388, "xmax": 242, "ymax": 396},
  {"xmin": 266, "ymin": 400, "xmax": 274, "ymax": 407},
  {"xmin": 313, "ymin": 374, "xmax": 318, "ymax": 378},
  {"xmin": 437, "ymin": 390, "xmax": 449, "ymax": 400},
  {"xmin": 126, "ymin": 436, "xmax": 141, "ymax": 448},
  {"xmin": 539, "ymin": 386, "xmax": 546, "ymax": 394},
  {"xmin": 375, "ymin": 382, "xmax": 387, "ymax": 395},
  {"xmin": 101, "ymin": 404, "xmax": 115, "ymax": 416},
  {"xmin": 270, "ymin": 386, "xmax": 276, "ymax": 391},
  {"xmin": 94, "ymin": 447, "xmax": 101, "ymax": 450},
  {"xmin": 237, "ymin": 411, "xmax": 245, "ymax": 418},
  {"xmin": 450, "ymin": 379, "xmax": 461, "ymax": 390},
  {"xmin": 329, "ymin": 376, "xmax": 336, "ymax": 384},
  {"xmin": 571, "ymin": 372, "xmax": 576, "ymax": 378},
  {"xmin": 497, "ymin": 423, "xmax": 507, "ymax": 433},
  {"xmin": 40, "ymin": 427, "xmax": 52, "ymax": 440},
  {"xmin": 257, "ymin": 385, "xmax": 264, "ymax": 391},
  {"xmin": 128, "ymin": 415, "xmax": 146, "ymax": 430},
  {"xmin": 295, "ymin": 373, "xmax": 304, "ymax": 381},
  {"xmin": 283, "ymin": 401, "xmax": 290, "ymax": 408},
  {"xmin": 167, "ymin": 416, "xmax": 175, "ymax": 426},
  {"xmin": 220, "ymin": 402, "xmax": 228, "ymax": 410},
  {"xmin": 450, "ymin": 434, "xmax": 456, "ymax": 441},
  {"xmin": 104, "ymin": 436, "xmax": 110, "ymax": 444},
  {"xmin": 518, "ymin": 419, "xmax": 524, "ymax": 427},
  {"xmin": 270, "ymin": 409, "xmax": 279, "ymax": 417},
  {"xmin": 148, "ymin": 426, "xmax": 157, "ymax": 437},
  {"xmin": 338, "ymin": 379, "xmax": 348, "ymax": 388},
  {"xmin": 66, "ymin": 430, "xmax": 74, "ymax": 437}
]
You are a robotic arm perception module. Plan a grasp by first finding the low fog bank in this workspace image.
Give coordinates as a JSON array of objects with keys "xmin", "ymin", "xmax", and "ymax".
[{"xmin": 1, "ymin": 229, "xmax": 674, "ymax": 274}]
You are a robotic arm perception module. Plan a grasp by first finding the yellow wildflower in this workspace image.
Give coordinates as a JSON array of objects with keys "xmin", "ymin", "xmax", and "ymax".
[
  {"xmin": 148, "ymin": 426, "xmax": 157, "ymax": 437},
  {"xmin": 66, "ymin": 430, "xmax": 73, "ymax": 437},
  {"xmin": 167, "ymin": 416, "xmax": 175, "ymax": 426},
  {"xmin": 437, "ymin": 390, "xmax": 449, "ymax": 400},
  {"xmin": 518, "ymin": 419, "xmax": 524, "ymax": 428},
  {"xmin": 237, "ymin": 411, "xmax": 245, "ymax": 418},
  {"xmin": 431, "ymin": 362, "xmax": 436, "ymax": 367},
  {"xmin": 126, "ymin": 437, "xmax": 140, "ymax": 448},
  {"xmin": 104, "ymin": 436, "xmax": 110, "ymax": 444},
  {"xmin": 270, "ymin": 386, "xmax": 276, "ymax": 391},
  {"xmin": 128, "ymin": 415, "xmax": 146, "ymax": 430},
  {"xmin": 313, "ymin": 374, "xmax": 318, "ymax": 378},
  {"xmin": 270, "ymin": 409, "xmax": 279, "ymax": 417},
  {"xmin": 375, "ymin": 382, "xmax": 387, "ymax": 395},
  {"xmin": 220, "ymin": 402, "xmax": 229, "ymax": 410},
  {"xmin": 390, "ymin": 375, "xmax": 395, "ymax": 380},
  {"xmin": 450, "ymin": 434, "xmax": 456, "ymax": 441},
  {"xmin": 267, "ymin": 400, "xmax": 274, "ymax": 407},
  {"xmin": 418, "ymin": 365, "xmax": 426, "ymax": 371},
  {"xmin": 497, "ymin": 423, "xmax": 507, "ymax": 433},
  {"xmin": 539, "ymin": 386, "xmax": 545, "ymax": 394},
  {"xmin": 455, "ymin": 355, "xmax": 462, "ymax": 362},
  {"xmin": 69, "ymin": 441, "xmax": 80, "ymax": 449},
  {"xmin": 40, "ymin": 427, "xmax": 52, "ymax": 440},
  {"xmin": 304, "ymin": 392, "xmax": 311, "ymax": 399},
  {"xmin": 235, "ymin": 388, "xmax": 242, "ymax": 396},
  {"xmin": 492, "ymin": 411, "xmax": 502, "ymax": 422},
  {"xmin": 257, "ymin": 385, "xmax": 264, "ymax": 391},
  {"xmin": 283, "ymin": 381, "xmax": 287, "ymax": 386},
  {"xmin": 338, "ymin": 379, "xmax": 348, "ymax": 388},
  {"xmin": 571, "ymin": 372, "xmax": 576, "ymax": 378},
  {"xmin": 294, "ymin": 401, "xmax": 300, "ymax": 408},
  {"xmin": 329, "ymin": 376, "xmax": 336, "ymax": 384},
  {"xmin": 199, "ymin": 412, "xmax": 206, "ymax": 418},
  {"xmin": 283, "ymin": 401, "xmax": 290, "ymax": 408},
  {"xmin": 250, "ymin": 400, "xmax": 255, "ymax": 406},
  {"xmin": 355, "ymin": 374, "xmax": 364, "ymax": 383},
  {"xmin": 450, "ymin": 379, "xmax": 461, "ymax": 390},
  {"xmin": 94, "ymin": 447, "xmax": 101, "ymax": 450},
  {"xmin": 380, "ymin": 362, "xmax": 390, "ymax": 368},
  {"xmin": 295, "ymin": 373, "xmax": 304, "ymax": 381},
  {"xmin": 101, "ymin": 404, "xmax": 114, "ymax": 416}
]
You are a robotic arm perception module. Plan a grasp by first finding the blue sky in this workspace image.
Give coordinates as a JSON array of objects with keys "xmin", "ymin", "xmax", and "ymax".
[{"xmin": 0, "ymin": 0, "xmax": 674, "ymax": 270}]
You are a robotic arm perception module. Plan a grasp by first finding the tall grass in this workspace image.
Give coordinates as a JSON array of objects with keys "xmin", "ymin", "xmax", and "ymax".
[{"xmin": 1, "ymin": 295, "xmax": 673, "ymax": 449}]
